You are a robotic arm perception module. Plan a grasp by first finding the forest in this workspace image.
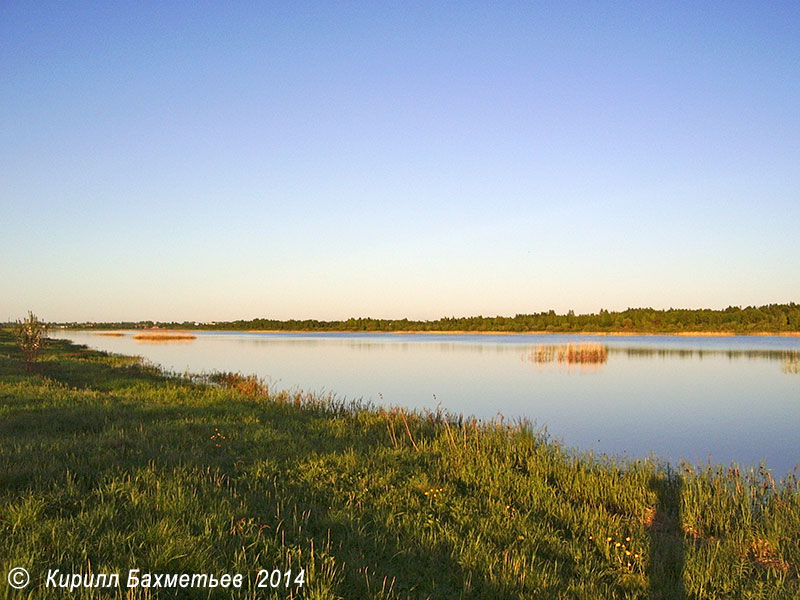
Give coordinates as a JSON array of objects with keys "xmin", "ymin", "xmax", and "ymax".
[{"xmin": 59, "ymin": 303, "xmax": 800, "ymax": 334}]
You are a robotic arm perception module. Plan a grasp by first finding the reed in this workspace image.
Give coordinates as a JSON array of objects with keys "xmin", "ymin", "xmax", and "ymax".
[
  {"xmin": 530, "ymin": 343, "xmax": 609, "ymax": 365},
  {"xmin": 133, "ymin": 332, "xmax": 197, "ymax": 341}
]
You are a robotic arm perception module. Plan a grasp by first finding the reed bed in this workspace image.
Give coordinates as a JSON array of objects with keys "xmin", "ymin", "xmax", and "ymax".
[
  {"xmin": 529, "ymin": 343, "xmax": 609, "ymax": 365},
  {"xmin": 133, "ymin": 332, "xmax": 197, "ymax": 341},
  {"xmin": 94, "ymin": 331, "xmax": 125, "ymax": 337}
]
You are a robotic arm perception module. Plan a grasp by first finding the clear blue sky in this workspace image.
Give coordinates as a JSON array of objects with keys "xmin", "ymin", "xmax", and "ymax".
[{"xmin": 2, "ymin": 1, "xmax": 798, "ymax": 322}]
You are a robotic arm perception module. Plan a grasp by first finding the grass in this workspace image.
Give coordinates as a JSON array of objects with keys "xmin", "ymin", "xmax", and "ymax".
[{"xmin": 1, "ymin": 331, "xmax": 798, "ymax": 599}]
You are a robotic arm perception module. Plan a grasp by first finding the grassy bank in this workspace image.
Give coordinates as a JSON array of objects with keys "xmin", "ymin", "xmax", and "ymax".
[{"xmin": 1, "ymin": 331, "xmax": 798, "ymax": 599}]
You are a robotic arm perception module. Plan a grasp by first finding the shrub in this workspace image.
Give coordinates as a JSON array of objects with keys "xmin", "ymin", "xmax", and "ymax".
[{"xmin": 15, "ymin": 311, "xmax": 47, "ymax": 371}]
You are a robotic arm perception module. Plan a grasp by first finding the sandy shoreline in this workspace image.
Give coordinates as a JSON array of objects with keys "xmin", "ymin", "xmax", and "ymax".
[
  {"xmin": 78, "ymin": 328, "xmax": 800, "ymax": 338},
  {"xmin": 225, "ymin": 329, "xmax": 800, "ymax": 337}
]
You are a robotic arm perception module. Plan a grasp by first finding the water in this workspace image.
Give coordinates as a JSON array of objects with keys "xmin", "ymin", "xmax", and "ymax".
[{"xmin": 50, "ymin": 330, "xmax": 800, "ymax": 476}]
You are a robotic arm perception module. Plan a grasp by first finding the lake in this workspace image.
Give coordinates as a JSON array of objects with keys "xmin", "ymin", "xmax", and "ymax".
[{"xmin": 50, "ymin": 330, "xmax": 800, "ymax": 477}]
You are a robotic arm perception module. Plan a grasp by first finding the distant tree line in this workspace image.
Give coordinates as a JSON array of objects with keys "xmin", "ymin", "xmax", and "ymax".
[{"xmin": 58, "ymin": 303, "xmax": 800, "ymax": 333}]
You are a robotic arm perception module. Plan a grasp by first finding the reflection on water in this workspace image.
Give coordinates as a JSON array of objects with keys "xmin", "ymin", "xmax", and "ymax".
[
  {"xmin": 610, "ymin": 347, "xmax": 800, "ymax": 374},
  {"xmin": 612, "ymin": 346, "xmax": 798, "ymax": 361},
  {"xmin": 522, "ymin": 345, "xmax": 799, "ymax": 374},
  {"xmin": 784, "ymin": 358, "xmax": 800, "ymax": 374},
  {"xmin": 50, "ymin": 330, "xmax": 800, "ymax": 477}
]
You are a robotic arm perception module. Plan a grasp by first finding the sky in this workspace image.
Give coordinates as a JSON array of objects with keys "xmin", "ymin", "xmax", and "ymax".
[{"xmin": 2, "ymin": 1, "xmax": 799, "ymax": 322}]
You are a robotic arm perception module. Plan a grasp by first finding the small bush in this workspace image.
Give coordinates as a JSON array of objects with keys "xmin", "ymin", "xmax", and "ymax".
[{"xmin": 14, "ymin": 311, "xmax": 47, "ymax": 371}]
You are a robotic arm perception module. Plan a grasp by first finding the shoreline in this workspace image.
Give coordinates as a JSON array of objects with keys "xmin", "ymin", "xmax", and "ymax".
[
  {"xmin": 75, "ymin": 328, "xmax": 800, "ymax": 338},
  {"xmin": 236, "ymin": 329, "xmax": 800, "ymax": 337}
]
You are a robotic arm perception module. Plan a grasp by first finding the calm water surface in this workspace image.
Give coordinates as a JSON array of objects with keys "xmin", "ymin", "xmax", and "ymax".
[{"xmin": 52, "ymin": 331, "xmax": 800, "ymax": 476}]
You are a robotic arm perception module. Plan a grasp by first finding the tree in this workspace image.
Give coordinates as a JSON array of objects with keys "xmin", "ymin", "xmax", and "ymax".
[{"xmin": 15, "ymin": 311, "xmax": 47, "ymax": 372}]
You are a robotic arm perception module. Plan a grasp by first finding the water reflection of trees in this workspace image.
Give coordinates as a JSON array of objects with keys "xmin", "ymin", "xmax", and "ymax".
[
  {"xmin": 522, "ymin": 345, "xmax": 800, "ymax": 374},
  {"xmin": 614, "ymin": 348, "xmax": 800, "ymax": 376},
  {"xmin": 612, "ymin": 347, "xmax": 800, "ymax": 363}
]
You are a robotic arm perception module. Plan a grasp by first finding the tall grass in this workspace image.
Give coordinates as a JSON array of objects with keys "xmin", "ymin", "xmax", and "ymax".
[
  {"xmin": 0, "ymin": 330, "xmax": 797, "ymax": 599},
  {"xmin": 530, "ymin": 343, "xmax": 609, "ymax": 365},
  {"xmin": 133, "ymin": 332, "xmax": 197, "ymax": 341}
]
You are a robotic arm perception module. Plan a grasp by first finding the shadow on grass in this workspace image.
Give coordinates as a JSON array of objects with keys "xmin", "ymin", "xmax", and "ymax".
[
  {"xmin": 648, "ymin": 471, "xmax": 686, "ymax": 599},
  {"xmin": 38, "ymin": 338, "xmax": 169, "ymax": 392}
]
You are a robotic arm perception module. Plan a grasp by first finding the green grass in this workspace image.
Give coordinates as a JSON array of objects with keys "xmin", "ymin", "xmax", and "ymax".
[{"xmin": 1, "ymin": 331, "xmax": 798, "ymax": 599}]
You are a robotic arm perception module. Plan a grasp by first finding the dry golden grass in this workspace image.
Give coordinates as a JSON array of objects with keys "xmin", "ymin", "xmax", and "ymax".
[
  {"xmin": 529, "ymin": 343, "xmax": 609, "ymax": 365},
  {"xmin": 750, "ymin": 539, "xmax": 791, "ymax": 573},
  {"xmin": 133, "ymin": 332, "xmax": 196, "ymax": 342},
  {"xmin": 94, "ymin": 332, "xmax": 125, "ymax": 337}
]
